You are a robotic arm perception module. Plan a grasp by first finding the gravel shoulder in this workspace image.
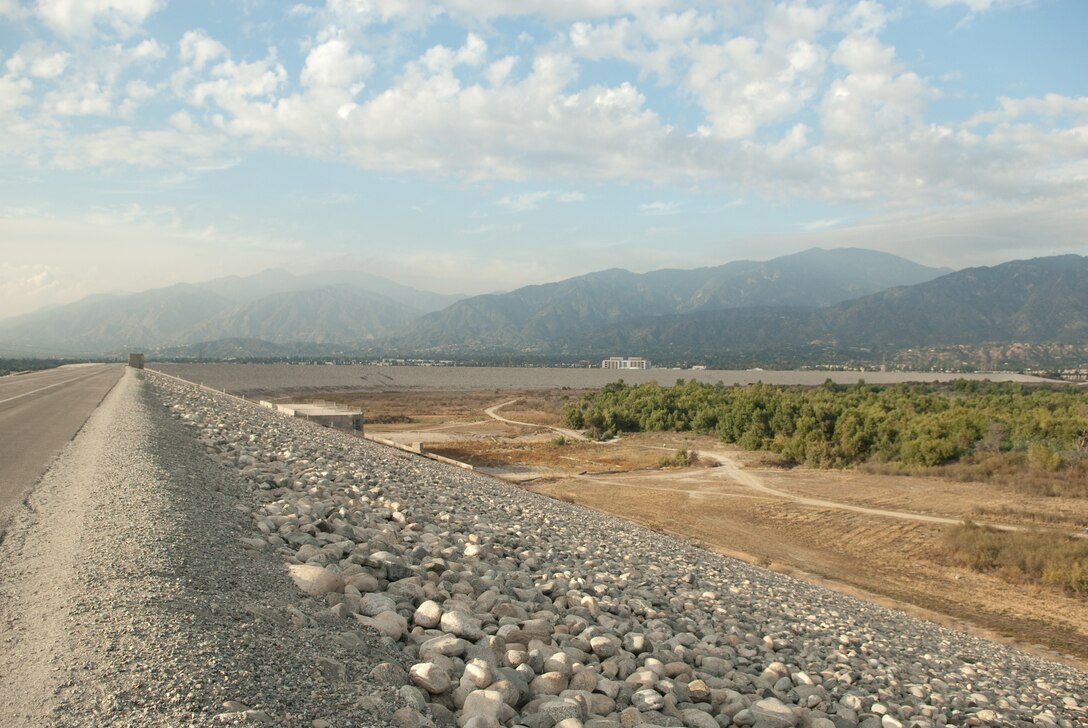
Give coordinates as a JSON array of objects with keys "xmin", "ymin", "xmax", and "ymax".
[{"xmin": 0, "ymin": 369, "xmax": 402, "ymax": 726}]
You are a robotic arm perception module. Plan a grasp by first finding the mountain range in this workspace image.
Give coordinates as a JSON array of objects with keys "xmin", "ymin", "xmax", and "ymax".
[
  {"xmin": 0, "ymin": 270, "xmax": 463, "ymax": 355},
  {"xmin": 571, "ymin": 255, "xmax": 1088, "ymax": 357},
  {"xmin": 396, "ymin": 248, "xmax": 952, "ymax": 350},
  {"xmin": 1, "ymin": 248, "xmax": 1085, "ymax": 363}
]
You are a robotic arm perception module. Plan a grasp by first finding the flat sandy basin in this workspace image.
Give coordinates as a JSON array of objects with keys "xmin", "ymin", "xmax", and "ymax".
[{"xmin": 152, "ymin": 363, "xmax": 1052, "ymax": 395}]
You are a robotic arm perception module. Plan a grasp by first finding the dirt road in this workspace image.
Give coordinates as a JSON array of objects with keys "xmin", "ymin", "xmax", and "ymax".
[
  {"xmin": 483, "ymin": 399, "xmax": 1059, "ymax": 535},
  {"xmin": 484, "ymin": 399, "xmax": 590, "ymax": 441}
]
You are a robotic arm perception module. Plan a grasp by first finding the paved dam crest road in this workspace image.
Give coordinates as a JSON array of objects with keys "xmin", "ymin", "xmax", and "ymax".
[{"xmin": 0, "ymin": 364, "xmax": 123, "ymax": 524}]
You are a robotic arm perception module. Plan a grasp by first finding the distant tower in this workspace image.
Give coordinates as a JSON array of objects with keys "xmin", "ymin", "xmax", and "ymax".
[{"xmin": 128, "ymin": 353, "xmax": 145, "ymax": 369}]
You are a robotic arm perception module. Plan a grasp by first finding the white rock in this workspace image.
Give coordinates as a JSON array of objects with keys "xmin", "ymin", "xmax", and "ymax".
[
  {"xmin": 749, "ymin": 697, "xmax": 798, "ymax": 728},
  {"xmin": 441, "ymin": 610, "xmax": 484, "ymax": 640},
  {"xmin": 414, "ymin": 600, "xmax": 443, "ymax": 629},
  {"xmin": 631, "ymin": 689, "xmax": 665, "ymax": 712},
  {"xmin": 460, "ymin": 689, "xmax": 503, "ymax": 725},
  {"xmin": 286, "ymin": 564, "xmax": 344, "ymax": 596},
  {"xmin": 409, "ymin": 662, "xmax": 451, "ymax": 695},
  {"xmin": 681, "ymin": 708, "xmax": 719, "ymax": 728}
]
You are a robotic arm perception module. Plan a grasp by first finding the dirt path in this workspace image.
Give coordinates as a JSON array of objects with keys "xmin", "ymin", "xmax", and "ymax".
[
  {"xmin": 482, "ymin": 396, "xmax": 1007, "ymax": 531},
  {"xmin": 485, "ymin": 396, "xmax": 1080, "ymax": 538},
  {"xmin": 484, "ymin": 399, "xmax": 590, "ymax": 442},
  {"xmin": 702, "ymin": 451, "xmax": 967, "ymax": 525}
]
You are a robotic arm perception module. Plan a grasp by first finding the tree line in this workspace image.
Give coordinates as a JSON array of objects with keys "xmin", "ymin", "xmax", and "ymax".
[{"xmin": 563, "ymin": 379, "xmax": 1088, "ymax": 470}]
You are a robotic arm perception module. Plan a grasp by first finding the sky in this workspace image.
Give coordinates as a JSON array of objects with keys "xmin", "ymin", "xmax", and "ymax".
[{"xmin": 0, "ymin": 0, "xmax": 1086, "ymax": 318}]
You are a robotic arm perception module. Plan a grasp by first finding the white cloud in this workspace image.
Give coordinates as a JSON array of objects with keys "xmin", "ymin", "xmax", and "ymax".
[
  {"xmin": 168, "ymin": 109, "xmax": 195, "ymax": 131},
  {"xmin": 49, "ymin": 126, "xmax": 231, "ymax": 170},
  {"xmin": 127, "ymin": 38, "xmax": 165, "ymax": 63},
  {"xmin": 14, "ymin": 37, "xmax": 165, "ymax": 119},
  {"xmin": 0, "ymin": 0, "xmax": 1081, "ymax": 226},
  {"xmin": 318, "ymin": 0, "xmax": 684, "ymax": 30},
  {"xmin": 924, "ymin": 0, "xmax": 1031, "ymax": 13},
  {"xmin": 459, "ymin": 222, "xmax": 523, "ymax": 236},
  {"xmin": 34, "ymin": 0, "xmax": 165, "ymax": 37},
  {"xmin": 420, "ymin": 33, "xmax": 487, "ymax": 74},
  {"xmin": 485, "ymin": 56, "xmax": 517, "ymax": 87},
  {"xmin": 497, "ymin": 190, "xmax": 587, "ymax": 212},
  {"xmin": 687, "ymin": 29, "xmax": 829, "ymax": 139},
  {"xmin": 0, "ymin": 263, "xmax": 59, "ymax": 300},
  {"xmin": 800, "ymin": 216, "xmax": 847, "ymax": 230},
  {"xmin": 0, "ymin": 211, "xmax": 309, "ymax": 317},
  {"xmin": 840, "ymin": 0, "xmax": 893, "ymax": 34},
  {"xmin": 965, "ymin": 94, "xmax": 1088, "ymax": 127},
  {"xmin": 5, "ymin": 44, "xmax": 71, "ymax": 78},
  {"xmin": 191, "ymin": 57, "xmax": 287, "ymax": 109},
  {"xmin": 758, "ymin": 198, "xmax": 1088, "ymax": 269},
  {"xmin": 0, "ymin": 73, "xmax": 33, "ymax": 115},
  {"xmin": 639, "ymin": 200, "xmax": 681, "ymax": 215},
  {"xmin": 0, "ymin": 0, "xmax": 29, "ymax": 20},
  {"xmin": 301, "ymin": 38, "xmax": 373, "ymax": 89},
  {"xmin": 179, "ymin": 30, "xmax": 230, "ymax": 71}
]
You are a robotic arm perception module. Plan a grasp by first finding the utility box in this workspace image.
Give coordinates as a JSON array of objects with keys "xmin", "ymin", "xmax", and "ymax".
[{"xmin": 128, "ymin": 353, "xmax": 145, "ymax": 369}]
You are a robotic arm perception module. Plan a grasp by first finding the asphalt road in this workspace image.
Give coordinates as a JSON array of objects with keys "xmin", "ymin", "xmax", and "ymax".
[{"xmin": 0, "ymin": 364, "xmax": 123, "ymax": 525}]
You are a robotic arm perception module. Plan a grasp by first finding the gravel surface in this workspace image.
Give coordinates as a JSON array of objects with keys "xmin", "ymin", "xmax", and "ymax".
[
  {"xmin": 0, "ymin": 369, "xmax": 402, "ymax": 726},
  {"xmin": 2, "ymin": 368, "xmax": 1084, "ymax": 727}
]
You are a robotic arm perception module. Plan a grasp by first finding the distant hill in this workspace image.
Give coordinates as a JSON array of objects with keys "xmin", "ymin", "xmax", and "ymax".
[
  {"xmin": 192, "ymin": 269, "xmax": 463, "ymax": 315},
  {"xmin": 0, "ymin": 269, "xmax": 463, "ymax": 355},
  {"xmin": 819, "ymin": 255, "xmax": 1088, "ymax": 346},
  {"xmin": 153, "ymin": 338, "xmax": 296, "ymax": 359},
  {"xmin": 181, "ymin": 286, "xmax": 419, "ymax": 345},
  {"xmin": 151, "ymin": 338, "xmax": 353, "ymax": 359},
  {"xmin": 395, "ymin": 248, "xmax": 951, "ymax": 350},
  {"xmin": 6, "ymin": 250, "xmax": 1076, "ymax": 363},
  {"xmin": 569, "ymin": 255, "xmax": 1088, "ymax": 357},
  {"xmin": 0, "ymin": 284, "xmax": 232, "ymax": 355}
]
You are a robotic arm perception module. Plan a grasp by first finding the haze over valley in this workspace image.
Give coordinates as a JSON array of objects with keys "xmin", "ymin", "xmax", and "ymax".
[{"xmin": 2, "ymin": 248, "xmax": 1085, "ymax": 373}]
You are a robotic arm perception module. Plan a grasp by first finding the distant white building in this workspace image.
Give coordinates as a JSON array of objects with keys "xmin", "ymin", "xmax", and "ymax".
[{"xmin": 602, "ymin": 356, "xmax": 650, "ymax": 370}]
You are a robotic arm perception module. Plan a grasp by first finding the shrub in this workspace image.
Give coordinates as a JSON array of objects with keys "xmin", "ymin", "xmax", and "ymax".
[
  {"xmin": 943, "ymin": 521, "xmax": 1088, "ymax": 595},
  {"xmin": 659, "ymin": 449, "xmax": 697, "ymax": 468}
]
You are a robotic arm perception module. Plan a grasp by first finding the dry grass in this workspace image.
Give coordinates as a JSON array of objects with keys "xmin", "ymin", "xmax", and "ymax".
[
  {"xmin": 860, "ymin": 452, "xmax": 1088, "ymax": 499},
  {"xmin": 943, "ymin": 522, "xmax": 1088, "ymax": 595},
  {"xmin": 970, "ymin": 504, "xmax": 1087, "ymax": 528},
  {"xmin": 426, "ymin": 438, "xmax": 666, "ymax": 473},
  {"xmin": 658, "ymin": 448, "xmax": 698, "ymax": 468}
]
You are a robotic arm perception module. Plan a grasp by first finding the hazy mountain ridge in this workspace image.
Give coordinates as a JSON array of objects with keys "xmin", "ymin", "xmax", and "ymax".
[
  {"xmin": 568, "ymin": 255, "xmax": 1088, "ymax": 357},
  {"xmin": 181, "ymin": 286, "xmax": 420, "ymax": 345},
  {"xmin": 2, "ymin": 251, "xmax": 1081, "ymax": 361},
  {"xmin": 396, "ymin": 248, "xmax": 952, "ymax": 350},
  {"xmin": 0, "ymin": 284, "xmax": 233, "ymax": 354},
  {"xmin": 0, "ymin": 269, "xmax": 463, "ymax": 355}
]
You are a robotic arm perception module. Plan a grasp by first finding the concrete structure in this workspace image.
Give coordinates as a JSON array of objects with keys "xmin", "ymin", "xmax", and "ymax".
[
  {"xmin": 128, "ymin": 353, "xmax": 145, "ymax": 369},
  {"xmin": 262, "ymin": 400, "xmax": 363, "ymax": 433},
  {"xmin": 602, "ymin": 356, "xmax": 650, "ymax": 370}
]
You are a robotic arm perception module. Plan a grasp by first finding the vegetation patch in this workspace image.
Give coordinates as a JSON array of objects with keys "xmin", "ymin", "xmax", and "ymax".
[
  {"xmin": 943, "ymin": 521, "xmax": 1088, "ymax": 596},
  {"xmin": 658, "ymin": 448, "xmax": 698, "ymax": 468},
  {"xmin": 564, "ymin": 379, "xmax": 1088, "ymax": 492}
]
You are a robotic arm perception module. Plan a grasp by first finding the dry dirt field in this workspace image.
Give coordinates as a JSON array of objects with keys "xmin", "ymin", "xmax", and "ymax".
[
  {"xmin": 159, "ymin": 368, "xmax": 1088, "ymax": 668},
  {"xmin": 152, "ymin": 363, "xmax": 1053, "ymax": 396}
]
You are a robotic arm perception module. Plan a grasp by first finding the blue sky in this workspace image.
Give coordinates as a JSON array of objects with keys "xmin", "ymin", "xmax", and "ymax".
[{"xmin": 1, "ymin": 0, "xmax": 1086, "ymax": 317}]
